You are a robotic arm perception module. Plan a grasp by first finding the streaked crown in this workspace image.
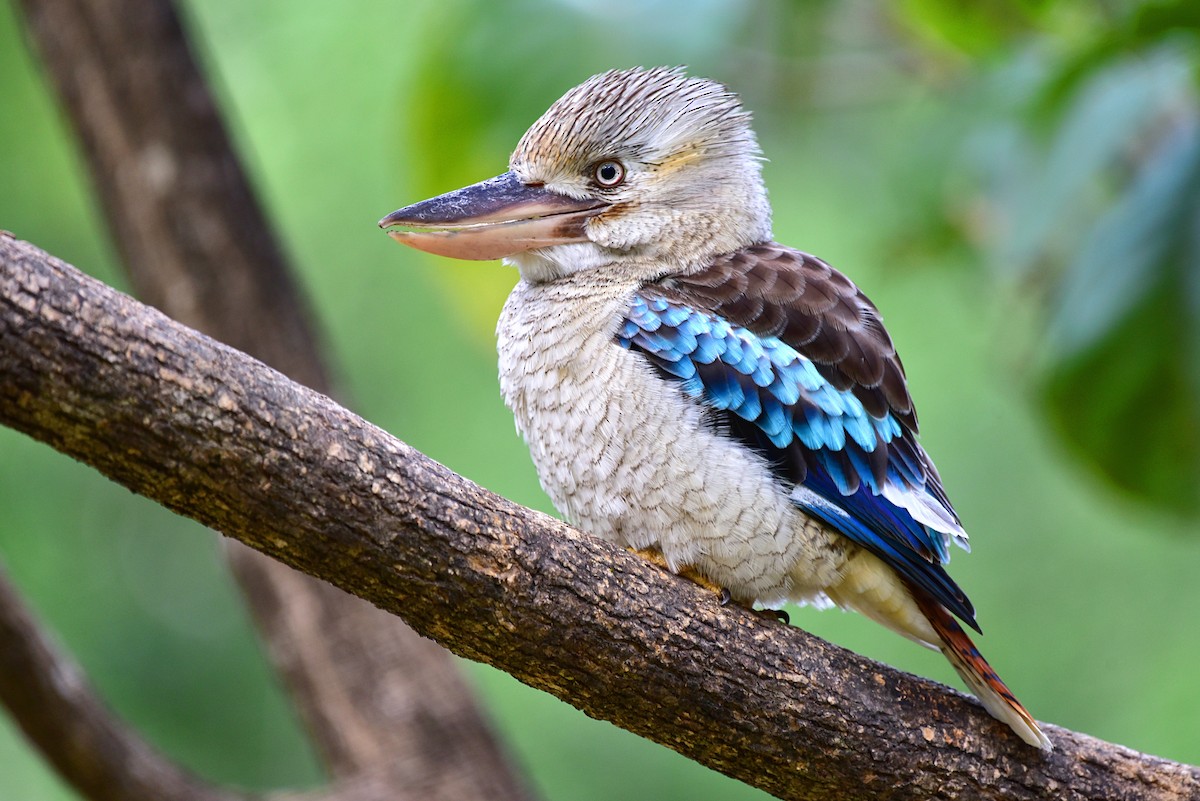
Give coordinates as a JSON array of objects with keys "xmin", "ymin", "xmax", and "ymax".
[{"xmin": 512, "ymin": 67, "xmax": 761, "ymax": 179}]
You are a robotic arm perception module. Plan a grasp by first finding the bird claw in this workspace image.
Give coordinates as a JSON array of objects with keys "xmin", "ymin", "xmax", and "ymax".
[
  {"xmin": 628, "ymin": 547, "xmax": 730, "ymax": 599},
  {"xmin": 627, "ymin": 547, "xmax": 786, "ymax": 623},
  {"xmin": 716, "ymin": 587, "xmax": 787, "ymax": 624},
  {"xmin": 758, "ymin": 607, "xmax": 790, "ymax": 625},
  {"xmin": 629, "ymin": 546, "xmax": 672, "ymax": 571}
]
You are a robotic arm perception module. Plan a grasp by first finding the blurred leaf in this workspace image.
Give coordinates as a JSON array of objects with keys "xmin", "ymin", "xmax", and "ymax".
[
  {"xmin": 1128, "ymin": 0, "xmax": 1200, "ymax": 56},
  {"xmin": 1041, "ymin": 118, "xmax": 1200, "ymax": 517},
  {"xmin": 991, "ymin": 54, "xmax": 1189, "ymax": 278},
  {"xmin": 1033, "ymin": 0, "xmax": 1200, "ymax": 120},
  {"xmin": 935, "ymin": 9, "xmax": 1200, "ymax": 521},
  {"xmin": 895, "ymin": 0, "xmax": 1042, "ymax": 57},
  {"xmin": 1048, "ymin": 117, "xmax": 1200, "ymax": 353}
]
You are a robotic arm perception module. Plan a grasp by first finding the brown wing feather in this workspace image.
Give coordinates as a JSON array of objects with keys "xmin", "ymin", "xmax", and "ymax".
[{"xmin": 657, "ymin": 243, "xmax": 918, "ymax": 433}]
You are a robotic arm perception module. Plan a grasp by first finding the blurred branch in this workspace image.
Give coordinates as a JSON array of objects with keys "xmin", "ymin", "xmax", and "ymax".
[
  {"xmin": 14, "ymin": 0, "xmax": 531, "ymax": 798},
  {"xmin": 5, "ymin": 236, "xmax": 1200, "ymax": 801},
  {"xmin": 0, "ymin": 564, "xmax": 251, "ymax": 801},
  {"xmin": 0, "ymin": 559, "xmax": 508, "ymax": 801}
]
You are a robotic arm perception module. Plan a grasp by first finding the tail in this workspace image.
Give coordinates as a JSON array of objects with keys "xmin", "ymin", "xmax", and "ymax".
[
  {"xmin": 821, "ymin": 549, "xmax": 1052, "ymax": 749},
  {"xmin": 909, "ymin": 584, "xmax": 1053, "ymax": 750}
]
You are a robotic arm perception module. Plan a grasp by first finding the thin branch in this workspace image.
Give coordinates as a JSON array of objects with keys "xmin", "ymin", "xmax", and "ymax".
[
  {"xmin": 0, "ymin": 563, "xmax": 252, "ymax": 801},
  {"xmin": 3, "ymin": 235, "xmax": 1198, "ymax": 801},
  {"xmin": 0, "ymin": 562, "xmax": 510, "ymax": 801},
  {"xmin": 13, "ymin": 0, "xmax": 530, "ymax": 796}
]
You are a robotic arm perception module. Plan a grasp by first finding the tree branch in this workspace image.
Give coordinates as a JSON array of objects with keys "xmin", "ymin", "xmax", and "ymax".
[
  {"xmin": 3, "ymin": 235, "xmax": 1197, "ymax": 801},
  {"xmin": 0, "ymin": 562, "xmax": 252, "ymax": 801},
  {"xmin": 0, "ymin": 561, "xmax": 507, "ymax": 801},
  {"xmin": 13, "ymin": 1, "xmax": 531, "ymax": 797}
]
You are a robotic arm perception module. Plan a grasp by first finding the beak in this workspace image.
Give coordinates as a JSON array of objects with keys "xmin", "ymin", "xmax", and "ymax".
[{"xmin": 379, "ymin": 171, "xmax": 607, "ymax": 261}]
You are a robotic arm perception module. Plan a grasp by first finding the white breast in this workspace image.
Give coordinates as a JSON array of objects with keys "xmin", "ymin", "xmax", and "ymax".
[{"xmin": 496, "ymin": 274, "xmax": 847, "ymax": 606}]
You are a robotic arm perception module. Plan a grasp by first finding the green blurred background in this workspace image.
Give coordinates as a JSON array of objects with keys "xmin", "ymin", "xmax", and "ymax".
[{"xmin": 1, "ymin": 0, "xmax": 1198, "ymax": 798}]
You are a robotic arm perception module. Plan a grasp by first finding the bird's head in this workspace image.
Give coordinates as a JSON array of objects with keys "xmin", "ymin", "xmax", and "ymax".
[{"xmin": 380, "ymin": 67, "xmax": 771, "ymax": 282}]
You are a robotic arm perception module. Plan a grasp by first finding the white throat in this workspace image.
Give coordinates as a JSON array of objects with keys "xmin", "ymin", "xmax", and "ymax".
[{"xmin": 506, "ymin": 242, "xmax": 616, "ymax": 284}]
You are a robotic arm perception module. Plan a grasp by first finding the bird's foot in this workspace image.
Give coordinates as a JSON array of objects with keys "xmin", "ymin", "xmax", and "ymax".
[
  {"xmin": 756, "ymin": 607, "xmax": 790, "ymax": 625},
  {"xmin": 717, "ymin": 587, "xmax": 790, "ymax": 624},
  {"xmin": 627, "ymin": 548, "xmax": 789, "ymax": 623},
  {"xmin": 629, "ymin": 547, "xmax": 726, "ymax": 596}
]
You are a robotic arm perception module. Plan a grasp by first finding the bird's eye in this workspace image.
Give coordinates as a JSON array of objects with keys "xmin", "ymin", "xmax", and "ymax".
[{"xmin": 593, "ymin": 160, "xmax": 626, "ymax": 188}]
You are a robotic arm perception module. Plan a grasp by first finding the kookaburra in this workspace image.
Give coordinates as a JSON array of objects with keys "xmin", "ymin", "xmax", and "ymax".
[{"xmin": 380, "ymin": 66, "xmax": 1051, "ymax": 750}]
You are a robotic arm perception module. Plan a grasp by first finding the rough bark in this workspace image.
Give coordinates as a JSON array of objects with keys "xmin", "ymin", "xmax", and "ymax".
[
  {"xmin": 13, "ymin": 1, "xmax": 531, "ymax": 798},
  {"xmin": 4, "ymin": 238, "xmax": 1199, "ymax": 801}
]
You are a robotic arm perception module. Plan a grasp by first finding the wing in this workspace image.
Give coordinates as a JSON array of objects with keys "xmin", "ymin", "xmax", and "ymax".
[{"xmin": 618, "ymin": 244, "xmax": 977, "ymax": 629}]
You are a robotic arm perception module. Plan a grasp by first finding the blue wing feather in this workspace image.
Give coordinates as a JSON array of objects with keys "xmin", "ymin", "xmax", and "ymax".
[{"xmin": 618, "ymin": 293, "xmax": 978, "ymax": 631}]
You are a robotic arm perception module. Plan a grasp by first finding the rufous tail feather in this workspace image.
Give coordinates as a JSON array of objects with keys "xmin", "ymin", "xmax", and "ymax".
[{"xmin": 909, "ymin": 584, "xmax": 1052, "ymax": 750}]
